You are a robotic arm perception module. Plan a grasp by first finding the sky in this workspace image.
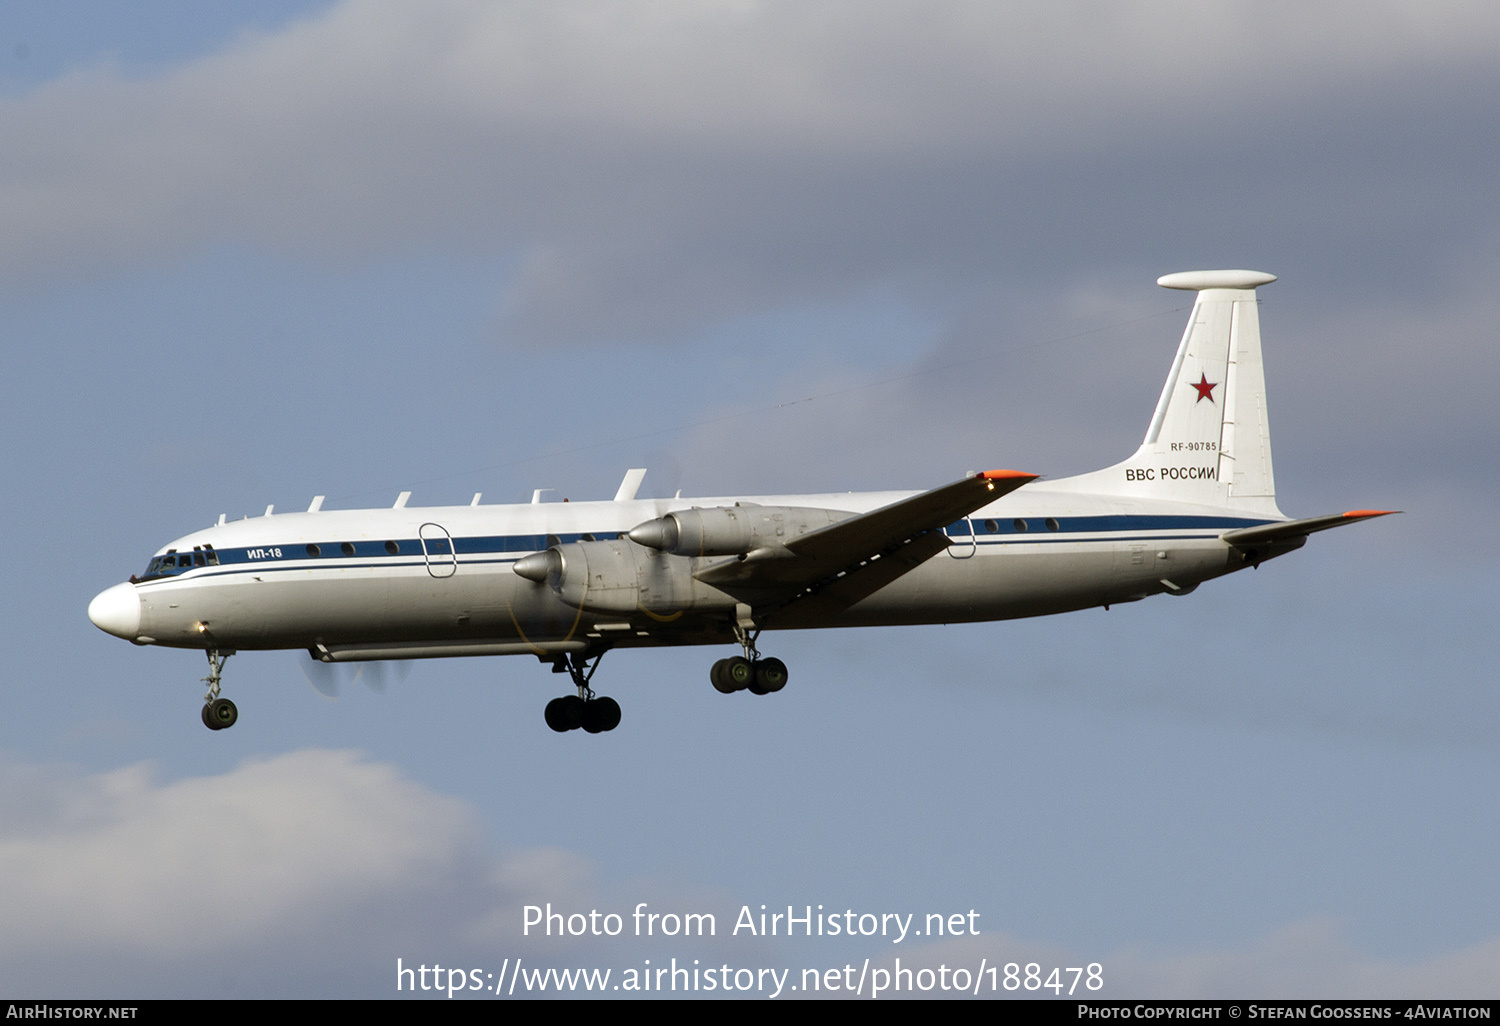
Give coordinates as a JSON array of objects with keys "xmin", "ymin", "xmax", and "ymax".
[{"xmin": 2, "ymin": 0, "xmax": 1497, "ymax": 1000}]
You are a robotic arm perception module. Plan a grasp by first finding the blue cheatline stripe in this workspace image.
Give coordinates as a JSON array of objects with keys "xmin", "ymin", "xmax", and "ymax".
[
  {"xmin": 946, "ymin": 514, "xmax": 1271, "ymax": 536},
  {"xmin": 968, "ymin": 533, "xmax": 1229, "ymax": 548},
  {"xmin": 136, "ymin": 514, "xmax": 1274, "ymax": 583},
  {"xmin": 138, "ymin": 531, "xmax": 614, "ymax": 581}
]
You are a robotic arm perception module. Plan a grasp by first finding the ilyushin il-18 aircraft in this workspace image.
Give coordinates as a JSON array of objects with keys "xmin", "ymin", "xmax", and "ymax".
[{"xmin": 90, "ymin": 270, "xmax": 1393, "ymax": 734}]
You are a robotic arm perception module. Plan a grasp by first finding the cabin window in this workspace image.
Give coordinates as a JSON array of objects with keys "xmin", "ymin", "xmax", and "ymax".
[
  {"xmin": 983, "ymin": 519, "xmax": 999, "ymax": 534},
  {"xmin": 341, "ymin": 542, "xmax": 355, "ymax": 556},
  {"xmin": 1045, "ymin": 518, "xmax": 1060, "ymax": 532},
  {"xmin": 385, "ymin": 540, "xmax": 399, "ymax": 555},
  {"xmin": 306, "ymin": 544, "xmax": 321, "ymax": 557},
  {"xmin": 1013, "ymin": 519, "xmax": 1028, "ymax": 532}
]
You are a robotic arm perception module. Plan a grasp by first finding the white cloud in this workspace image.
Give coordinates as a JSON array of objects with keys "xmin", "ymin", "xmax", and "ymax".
[
  {"xmin": 0, "ymin": 750, "xmax": 603, "ymax": 994},
  {"xmin": 2, "ymin": 749, "xmax": 1494, "ymax": 997},
  {"xmin": 0, "ymin": 748, "xmax": 781, "ymax": 996},
  {"xmin": 0, "ymin": 750, "xmax": 474, "ymax": 956}
]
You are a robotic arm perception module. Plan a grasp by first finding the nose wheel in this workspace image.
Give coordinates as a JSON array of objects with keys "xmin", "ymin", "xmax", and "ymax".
[
  {"xmin": 200, "ymin": 648, "xmax": 239, "ymax": 731},
  {"xmin": 544, "ymin": 651, "xmax": 621, "ymax": 733},
  {"xmin": 202, "ymin": 697, "xmax": 238, "ymax": 730}
]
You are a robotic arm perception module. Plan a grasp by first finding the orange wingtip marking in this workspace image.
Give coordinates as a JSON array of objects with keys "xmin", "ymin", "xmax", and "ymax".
[
  {"xmin": 1342, "ymin": 509, "xmax": 1399, "ymax": 518},
  {"xmin": 979, "ymin": 469, "xmax": 1038, "ymax": 480}
]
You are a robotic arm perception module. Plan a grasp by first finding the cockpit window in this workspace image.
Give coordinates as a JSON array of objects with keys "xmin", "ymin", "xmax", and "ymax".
[{"xmin": 141, "ymin": 546, "xmax": 217, "ymax": 581}]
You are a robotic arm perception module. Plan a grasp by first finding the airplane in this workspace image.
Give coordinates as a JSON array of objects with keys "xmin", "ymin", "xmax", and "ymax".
[{"xmin": 88, "ymin": 269, "xmax": 1394, "ymax": 734}]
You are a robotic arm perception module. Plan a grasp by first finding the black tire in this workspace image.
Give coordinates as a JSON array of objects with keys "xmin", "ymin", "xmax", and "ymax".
[
  {"xmin": 545, "ymin": 695, "xmax": 585, "ymax": 732},
  {"xmin": 202, "ymin": 703, "xmax": 220, "ymax": 731},
  {"xmin": 755, "ymin": 657, "xmax": 788, "ymax": 694},
  {"xmin": 582, "ymin": 696, "xmax": 622, "ymax": 734},
  {"xmin": 710, "ymin": 658, "xmax": 738, "ymax": 694},
  {"xmin": 724, "ymin": 656, "xmax": 754, "ymax": 692},
  {"xmin": 594, "ymin": 696, "xmax": 622, "ymax": 732},
  {"xmin": 206, "ymin": 697, "xmax": 238, "ymax": 730}
]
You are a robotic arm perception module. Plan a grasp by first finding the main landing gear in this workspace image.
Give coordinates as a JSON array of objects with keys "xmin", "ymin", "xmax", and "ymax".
[
  {"xmin": 200, "ymin": 648, "xmax": 238, "ymax": 731},
  {"xmin": 709, "ymin": 621, "xmax": 789, "ymax": 696},
  {"xmin": 544, "ymin": 651, "xmax": 622, "ymax": 734}
]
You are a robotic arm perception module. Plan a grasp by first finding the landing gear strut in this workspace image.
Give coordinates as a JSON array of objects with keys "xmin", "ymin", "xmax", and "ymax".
[
  {"xmin": 201, "ymin": 648, "xmax": 239, "ymax": 730},
  {"xmin": 544, "ymin": 650, "xmax": 621, "ymax": 734},
  {"xmin": 710, "ymin": 620, "xmax": 789, "ymax": 696}
]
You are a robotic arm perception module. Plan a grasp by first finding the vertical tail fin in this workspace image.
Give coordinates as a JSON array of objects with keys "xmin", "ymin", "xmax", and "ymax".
[{"xmin": 1057, "ymin": 269, "xmax": 1284, "ymax": 516}]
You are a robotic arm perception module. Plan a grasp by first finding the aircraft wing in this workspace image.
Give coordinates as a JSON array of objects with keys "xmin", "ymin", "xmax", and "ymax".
[
  {"xmin": 695, "ymin": 470, "xmax": 1037, "ymax": 617},
  {"xmin": 1220, "ymin": 509, "xmax": 1398, "ymax": 547}
]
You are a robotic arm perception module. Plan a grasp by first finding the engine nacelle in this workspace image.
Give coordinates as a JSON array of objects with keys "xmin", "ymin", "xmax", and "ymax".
[
  {"xmin": 555, "ymin": 539, "xmax": 639, "ymax": 615},
  {"xmin": 628, "ymin": 505, "xmax": 852, "ymax": 557},
  {"xmin": 513, "ymin": 538, "xmax": 737, "ymax": 616}
]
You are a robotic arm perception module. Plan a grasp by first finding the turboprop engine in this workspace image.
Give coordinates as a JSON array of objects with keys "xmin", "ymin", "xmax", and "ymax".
[
  {"xmin": 625, "ymin": 504, "xmax": 854, "ymax": 557},
  {"xmin": 512, "ymin": 536, "xmax": 731, "ymax": 616},
  {"xmin": 511, "ymin": 504, "xmax": 856, "ymax": 616}
]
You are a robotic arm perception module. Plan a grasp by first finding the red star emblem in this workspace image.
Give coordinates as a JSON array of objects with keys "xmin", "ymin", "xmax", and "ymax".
[{"xmin": 1190, "ymin": 372, "xmax": 1217, "ymax": 403}]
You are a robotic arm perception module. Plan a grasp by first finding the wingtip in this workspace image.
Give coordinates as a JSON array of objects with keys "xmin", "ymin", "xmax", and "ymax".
[
  {"xmin": 1342, "ymin": 509, "xmax": 1400, "ymax": 519},
  {"xmin": 978, "ymin": 469, "xmax": 1039, "ymax": 481}
]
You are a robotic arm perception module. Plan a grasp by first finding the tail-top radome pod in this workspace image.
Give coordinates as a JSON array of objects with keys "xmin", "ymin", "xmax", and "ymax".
[{"xmin": 1058, "ymin": 269, "xmax": 1283, "ymax": 516}]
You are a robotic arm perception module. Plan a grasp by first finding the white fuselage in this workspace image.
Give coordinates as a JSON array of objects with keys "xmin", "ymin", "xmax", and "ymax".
[{"xmin": 92, "ymin": 482, "xmax": 1268, "ymax": 661}]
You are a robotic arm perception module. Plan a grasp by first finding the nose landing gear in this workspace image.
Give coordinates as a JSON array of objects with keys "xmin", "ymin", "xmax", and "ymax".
[{"xmin": 200, "ymin": 648, "xmax": 238, "ymax": 731}]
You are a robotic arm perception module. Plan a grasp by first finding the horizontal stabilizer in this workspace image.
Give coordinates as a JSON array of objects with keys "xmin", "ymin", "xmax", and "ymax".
[{"xmin": 1221, "ymin": 509, "xmax": 1398, "ymax": 547}]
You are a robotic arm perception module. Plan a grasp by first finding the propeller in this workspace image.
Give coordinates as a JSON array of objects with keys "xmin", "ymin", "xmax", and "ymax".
[
  {"xmin": 299, "ymin": 652, "xmax": 342, "ymax": 699},
  {"xmin": 348, "ymin": 658, "xmax": 412, "ymax": 693},
  {"xmin": 298, "ymin": 651, "xmax": 411, "ymax": 699}
]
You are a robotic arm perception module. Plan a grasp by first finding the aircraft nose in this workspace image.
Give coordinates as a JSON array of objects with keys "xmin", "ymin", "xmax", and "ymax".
[{"xmin": 88, "ymin": 582, "xmax": 142, "ymax": 640}]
